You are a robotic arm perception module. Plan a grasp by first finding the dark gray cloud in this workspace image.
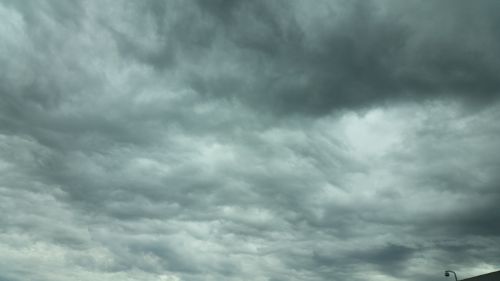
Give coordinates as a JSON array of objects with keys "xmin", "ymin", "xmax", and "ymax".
[
  {"xmin": 103, "ymin": 0, "xmax": 500, "ymax": 115},
  {"xmin": 1, "ymin": 1, "xmax": 500, "ymax": 281}
]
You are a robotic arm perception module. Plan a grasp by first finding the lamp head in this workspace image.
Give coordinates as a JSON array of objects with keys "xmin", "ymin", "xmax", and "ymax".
[{"xmin": 445, "ymin": 272, "xmax": 450, "ymax": 277}]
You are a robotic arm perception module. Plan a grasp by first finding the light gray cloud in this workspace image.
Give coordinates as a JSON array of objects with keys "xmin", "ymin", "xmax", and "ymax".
[{"xmin": 1, "ymin": 1, "xmax": 500, "ymax": 281}]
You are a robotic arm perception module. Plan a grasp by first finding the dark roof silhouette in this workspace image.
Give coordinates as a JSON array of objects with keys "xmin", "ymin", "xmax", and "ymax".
[{"xmin": 461, "ymin": 271, "xmax": 500, "ymax": 281}]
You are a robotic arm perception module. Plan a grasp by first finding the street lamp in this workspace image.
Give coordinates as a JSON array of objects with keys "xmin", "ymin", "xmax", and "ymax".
[{"xmin": 445, "ymin": 270, "xmax": 458, "ymax": 281}]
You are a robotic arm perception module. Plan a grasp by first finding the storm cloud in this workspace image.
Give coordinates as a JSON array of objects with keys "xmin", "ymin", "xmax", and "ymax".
[{"xmin": 1, "ymin": 1, "xmax": 500, "ymax": 281}]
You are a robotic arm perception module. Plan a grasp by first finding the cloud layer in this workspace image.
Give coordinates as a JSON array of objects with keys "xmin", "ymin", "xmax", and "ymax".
[{"xmin": 1, "ymin": 1, "xmax": 500, "ymax": 281}]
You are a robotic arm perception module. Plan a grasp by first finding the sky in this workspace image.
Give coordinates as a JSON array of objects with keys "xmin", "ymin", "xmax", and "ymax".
[{"xmin": 1, "ymin": 1, "xmax": 500, "ymax": 281}]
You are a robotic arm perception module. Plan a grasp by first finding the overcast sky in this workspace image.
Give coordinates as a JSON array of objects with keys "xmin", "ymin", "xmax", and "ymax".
[{"xmin": 1, "ymin": 1, "xmax": 500, "ymax": 281}]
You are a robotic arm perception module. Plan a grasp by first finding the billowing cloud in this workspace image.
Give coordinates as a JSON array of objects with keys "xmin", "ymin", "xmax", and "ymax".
[{"xmin": 1, "ymin": 1, "xmax": 500, "ymax": 281}]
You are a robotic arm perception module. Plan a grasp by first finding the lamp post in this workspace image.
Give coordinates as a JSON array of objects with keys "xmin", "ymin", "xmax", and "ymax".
[{"xmin": 445, "ymin": 270, "xmax": 458, "ymax": 281}]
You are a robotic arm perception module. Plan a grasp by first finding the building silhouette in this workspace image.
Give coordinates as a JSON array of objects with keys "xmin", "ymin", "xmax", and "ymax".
[{"xmin": 461, "ymin": 271, "xmax": 500, "ymax": 281}]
